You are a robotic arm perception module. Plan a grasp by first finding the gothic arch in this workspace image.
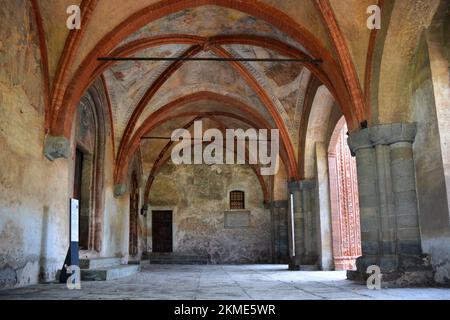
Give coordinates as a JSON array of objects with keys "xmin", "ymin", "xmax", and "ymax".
[
  {"xmin": 73, "ymin": 79, "xmax": 111, "ymax": 252},
  {"xmin": 47, "ymin": 0, "xmax": 365, "ymax": 150}
]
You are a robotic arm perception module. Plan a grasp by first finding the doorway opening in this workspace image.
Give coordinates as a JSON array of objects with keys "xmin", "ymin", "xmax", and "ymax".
[
  {"xmin": 73, "ymin": 82, "xmax": 108, "ymax": 254},
  {"xmin": 74, "ymin": 146, "xmax": 94, "ymax": 250},
  {"xmin": 152, "ymin": 211, "xmax": 173, "ymax": 253},
  {"xmin": 328, "ymin": 117, "xmax": 362, "ymax": 270}
]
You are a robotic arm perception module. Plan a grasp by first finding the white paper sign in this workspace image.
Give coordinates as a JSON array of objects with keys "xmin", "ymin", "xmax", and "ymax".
[{"xmin": 70, "ymin": 199, "xmax": 79, "ymax": 242}]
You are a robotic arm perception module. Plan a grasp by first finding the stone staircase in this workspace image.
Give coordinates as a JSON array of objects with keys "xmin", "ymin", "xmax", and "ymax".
[
  {"xmin": 144, "ymin": 252, "xmax": 209, "ymax": 265},
  {"xmin": 78, "ymin": 257, "xmax": 140, "ymax": 281}
]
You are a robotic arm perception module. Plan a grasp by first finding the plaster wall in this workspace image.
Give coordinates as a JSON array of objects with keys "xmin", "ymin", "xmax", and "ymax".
[
  {"xmin": 148, "ymin": 163, "xmax": 271, "ymax": 264},
  {"xmin": 0, "ymin": 1, "xmax": 132, "ymax": 289},
  {"xmin": 0, "ymin": 0, "xmax": 69, "ymax": 289}
]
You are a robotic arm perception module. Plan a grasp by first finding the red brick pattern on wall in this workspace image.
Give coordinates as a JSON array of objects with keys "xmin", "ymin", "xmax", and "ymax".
[{"xmin": 329, "ymin": 123, "xmax": 361, "ymax": 270}]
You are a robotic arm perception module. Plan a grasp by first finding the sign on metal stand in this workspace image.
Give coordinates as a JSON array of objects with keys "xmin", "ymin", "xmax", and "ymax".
[{"xmin": 59, "ymin": 198, "xmax": 80, "ymax": 283}]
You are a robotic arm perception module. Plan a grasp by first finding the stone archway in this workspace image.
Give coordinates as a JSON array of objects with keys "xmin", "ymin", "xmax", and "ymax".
[{"xmin": 73, "ymin": 80, "xmax": 109, "ymax": 254}]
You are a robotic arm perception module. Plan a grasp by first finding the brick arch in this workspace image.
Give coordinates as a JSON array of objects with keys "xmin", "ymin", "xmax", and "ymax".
[
  {"xmin": 313, "ymin": 0, "xmax": 366, "ymax": 126},
  {"xmin": 76, "ymin": 78, "xmax": 110, "ymax": 252},
  {"xmin": 95, "ymin": 34, "xmax": 334, "ymax": 174},
  {"xmin": 297, "ymin": 77, "xmax": 322, "ymax": 178},
  {"xmin": 114, "ymin": 91, "xmax": 294, "ymax": 185},
  {"xmin": 143, "ymin": 115, "xmax": 270, "ymax": 204},
  {"xmin": 363, "ymin": 0, "xmax": 386, "ymax": 120},
  {"xmin": 363, "ymin": 0, "xmax": 393, "ymax": 124},
  {"xmin": 48, "ymin": 0, "xmax": 365, "ymax": 148}
]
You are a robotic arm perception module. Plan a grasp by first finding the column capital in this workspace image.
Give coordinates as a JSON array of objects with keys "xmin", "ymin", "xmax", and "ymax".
[
  {"xmin": 44, "ymin": 135, "xmax": 70, "ymax": 161},
  {"xmin": 348, "ymin": 123, "xmax": 417, "ymax": 155},
  {"xmin": 114, "ymin": 184, "xmax": 127, "ymax": 197},
  {"xmin": 370, "ymin": 123, "xmax": 417, "ymax": 145}
]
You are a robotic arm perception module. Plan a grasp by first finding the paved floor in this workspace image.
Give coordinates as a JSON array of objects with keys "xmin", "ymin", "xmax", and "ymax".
[{"xmin": 1, "ymin": 264, "xmax": 449, "ymax": 300}]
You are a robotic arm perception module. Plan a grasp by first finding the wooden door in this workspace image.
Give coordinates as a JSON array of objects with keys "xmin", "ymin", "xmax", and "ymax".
[{"xmin": 152, "ymin": 211, "xmax": 173, "ymax": 252}]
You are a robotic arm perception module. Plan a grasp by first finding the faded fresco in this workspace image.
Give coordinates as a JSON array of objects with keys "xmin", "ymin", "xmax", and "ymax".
[
  {"xmin": 149, "ymin": 162, "xmax": 271, "ymax": 264},
  {"xmin": 119, "ymin": 6, "xmax": 307, "ymax": 53},
  {"xmin": 103, "ymin": 6, "xmax": 313, "ymax": 159}
]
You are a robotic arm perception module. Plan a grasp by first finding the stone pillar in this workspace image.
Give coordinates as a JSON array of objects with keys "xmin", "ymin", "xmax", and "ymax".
[
  {"xmin": 347, "ymin": 123, "xmax": 433, "ymax": 287},
  {"xmin": 315, "ymin": 142, "xmax": 334, "ymax": 270},
  {"xmin": 288, "ymin": 180, "xmax": 318, "ymax": 270},
  {"xmin": 271, "ymin": 200, "xmax": 289, "ymax": 264}
]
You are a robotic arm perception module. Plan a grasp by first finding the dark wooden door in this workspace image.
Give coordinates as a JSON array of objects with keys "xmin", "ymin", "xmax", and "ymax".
[{"xmin": 152, "ymin": 211, "xmax": 173, "ymax": 252}]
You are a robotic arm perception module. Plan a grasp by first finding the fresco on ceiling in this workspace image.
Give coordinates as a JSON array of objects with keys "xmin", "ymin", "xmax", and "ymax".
[
  {"xmin": 103, "ymin": 44, "xmax": 189, "ymax": 153},
  {"xmin": 134, "ymin": 50, "xmax": 275, "ymax": 134},
  {"xmin": 225, "ymin": 45, "xmax": 312, "ymax": 154},
  {"xmin": 105, "ymin": 6, "xmax": 314, "ymax": 159},
  {"xmin": 119, "ymin": 6, "xmax": 306, "ymax": 53}
]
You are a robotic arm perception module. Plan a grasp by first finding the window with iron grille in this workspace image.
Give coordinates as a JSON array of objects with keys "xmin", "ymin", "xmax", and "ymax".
[{"xmin": 230, "ymin": 190, "xmax": 245, "ymax": 209}]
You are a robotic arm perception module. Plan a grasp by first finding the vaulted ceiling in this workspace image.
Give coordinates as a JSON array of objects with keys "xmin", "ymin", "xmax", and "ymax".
[
  {"xmin": 33, "ymin": 0, "xmax": 442, "ymax": 198},
  {"xmin": 98, "ymin": 5, "xmax": 317, "ymax": 191}
]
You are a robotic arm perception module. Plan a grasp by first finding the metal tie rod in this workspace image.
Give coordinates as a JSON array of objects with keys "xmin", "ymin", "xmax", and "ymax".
[{"xmin": 98, "ymin": 57, "xmax": 322, "ymax": 63}]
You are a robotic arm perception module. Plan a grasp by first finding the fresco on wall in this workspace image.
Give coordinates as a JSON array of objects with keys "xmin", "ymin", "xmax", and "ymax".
[
  {"xmin": 0, "ymin": 0, "xmax": 43, "ymax": 114},
  {"xmin": 149, "ymin": 162, "xmax": 271, "ymax": 264}
]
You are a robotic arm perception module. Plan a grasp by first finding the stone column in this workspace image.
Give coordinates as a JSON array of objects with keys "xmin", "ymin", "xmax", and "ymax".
[
  {"xmin": 348, "ymin": 123, "xmax": 432, "ymax": 287},
  {"xmin": 315, "ymin": 142, "xmax": 334, "ymax": 270},
  {"xmin": 301, "ymin": 180, "xmax": 318, "ymax": 266},
  {"xmin": 271, "ymin": 200, "xmax": 289, "ymax": 264},
  {"xmin": 288, "ymin": 180, "xmax": 318, "ymax": 270}
]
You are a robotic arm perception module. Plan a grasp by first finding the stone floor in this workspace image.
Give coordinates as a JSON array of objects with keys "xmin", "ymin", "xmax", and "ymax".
[{"xmin": 1, "ymin": 264, "xmax": 450, "ymax": 300}]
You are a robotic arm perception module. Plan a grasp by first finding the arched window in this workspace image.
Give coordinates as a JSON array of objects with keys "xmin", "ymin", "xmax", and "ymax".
[{"xmin": 230, "ymin": 191, "xmax": 245, "ymax": 209}]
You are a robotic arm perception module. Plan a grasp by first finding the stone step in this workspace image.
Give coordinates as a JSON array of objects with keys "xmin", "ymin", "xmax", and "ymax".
[
  {"xmin": 149, "ymin": 256, "xmax": 209, "ymax": 261},
  {"xmin": 81, "ymin": 265, "xmax": 140, "ymax": 281},
  {"xmin": 128, "ymin": 259, "xmax": 150, "ymax": 266},
  {"xmin": 149, "ymin": 259, "xmax": 208, "ymax": 265},
  {"xmin": 300, "ymin": 265, "xmax": 319, "ymax": 271},
  {"xmin": 145, "ymin": 253, "xmax": 208, "ymax": 259},
  {"xmin": 79, "ymin": 257, "xmax": 121, "ymax": 269},
  {"xmin": 144, "ymin": 252, "xmax": 209, "ymax": 265}
]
